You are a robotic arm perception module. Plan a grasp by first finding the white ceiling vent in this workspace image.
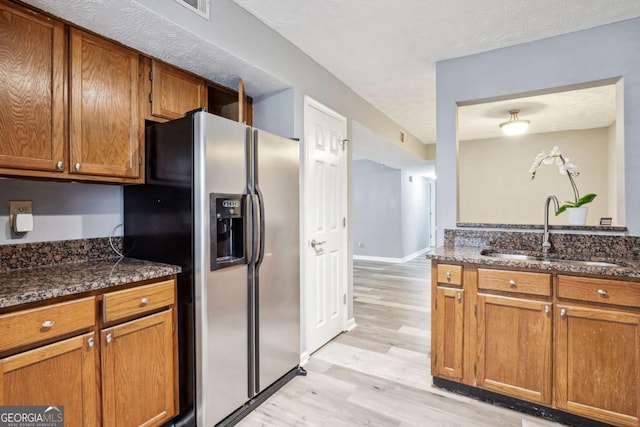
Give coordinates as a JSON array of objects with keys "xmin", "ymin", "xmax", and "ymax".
[{"xmin": 174, "ymin": 0, "xmax": 210, "ymax": 19}]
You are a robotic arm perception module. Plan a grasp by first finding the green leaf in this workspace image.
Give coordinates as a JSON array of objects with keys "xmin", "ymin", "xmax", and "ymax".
[
  {"xmin": 576, "ymin": 193, "xmax": 597, "ymax": 206},
  {"xmin": 555, "ymin": 204, "xmax": 569, "ymax": 216}
]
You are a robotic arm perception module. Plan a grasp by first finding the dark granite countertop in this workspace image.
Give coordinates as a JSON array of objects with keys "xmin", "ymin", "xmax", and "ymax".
[
  {"xmin": 0, "ymin": 257, "xmax": 181, "ymax": 309},
  {"xmin": 427, "ymin": 246, "xmax": 640, "ymax": 279},
  {"xmin": 456, "ymin": 222, "xmax": 627, "ymax": 233}
]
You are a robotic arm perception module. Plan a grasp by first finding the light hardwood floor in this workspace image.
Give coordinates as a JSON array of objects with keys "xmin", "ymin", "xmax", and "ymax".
[{"xmin": 239, "ymin": 257, "xmax": 562, "ymax": 426}]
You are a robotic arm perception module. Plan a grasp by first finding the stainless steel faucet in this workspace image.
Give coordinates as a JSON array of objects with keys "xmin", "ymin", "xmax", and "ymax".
[{"xmin": 543, "ymin": 195, "xmax": 560, "ymax": 256}]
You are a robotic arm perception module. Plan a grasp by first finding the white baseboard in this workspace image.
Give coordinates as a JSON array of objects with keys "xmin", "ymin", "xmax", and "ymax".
[
  {"xmin": 354, "ymin": 247, "xmax": 430, "ymax": 264},
  {"xmin": 299, "ymin": 351, "xmax": 310, "ymax": 366},
  {"xmin": 345, "ymin": 317, "xmax": 357, "ymax": 331}
]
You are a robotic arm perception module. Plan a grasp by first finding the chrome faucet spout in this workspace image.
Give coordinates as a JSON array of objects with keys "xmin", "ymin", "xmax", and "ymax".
[{"xmin": 543, "ymin": 195, "xmax": 560, "ymax": 256}]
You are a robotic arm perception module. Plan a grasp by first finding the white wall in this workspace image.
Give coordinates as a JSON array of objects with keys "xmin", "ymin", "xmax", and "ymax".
[
  {"xmin": 0, "ymin": 178, "xmax": 122, "ymax": 245},
  {"xmin": 459, "ymin": 128, "xmax": 610, "ymax": 225},
  {"xmin": 436, "ymin": 17, "xmax": 640, "ymax": 243}
]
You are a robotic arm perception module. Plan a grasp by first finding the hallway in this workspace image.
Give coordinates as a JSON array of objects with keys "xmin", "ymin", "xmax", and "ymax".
[{"xmin": 239, "ymin": 258, "xmax": 560, "ymax": 426}]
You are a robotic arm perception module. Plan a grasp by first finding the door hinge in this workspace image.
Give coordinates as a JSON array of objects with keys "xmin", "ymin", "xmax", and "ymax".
[
  {"xmin": 149, "ymin": 70, "xmax": 153, "ymax": 81},
  {"xmin": 435, "ymin": 299, "xmax": 438, "ymax": 311},
  {"xmin": 473, "ymin": 362, "xmax": 477, "ymax": 376},
  {"xmin": 343, "ymin": 217, "xmax": 346, "ymax": 228},
  {"xmin": 172, "ymin": 322, "xmax": 175, "ymax": 333},
  {"xmin": 474, "ymin": 304, "xmax": 477, "ymax": 317},
  {"xmin": 149, "ymin": 93, "xmax": 153, "ymax": 103},
  {"xmin": 344, "ymin": 294, "xmax": 347, "ymax": 305},
  {"xmin": 434, "ymin": 353, "xmax": 437, "ymax": 365},
  {"xmin": 138, "ymin": 155, "xmax": 142, "ymax": 165}
]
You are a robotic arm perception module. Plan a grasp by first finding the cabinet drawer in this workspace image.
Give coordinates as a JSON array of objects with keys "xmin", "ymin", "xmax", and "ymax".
[
  {"xmin": 478, "ymin": 269, "xmax": 551, "ymax": 297},
  {"xmin": 103, "ymin": 279, "xmax": 175, "ymax": 323},
  {"xmin": 437, "ymin": 264, "xmax": 463, "ymax": 286},
  {"xmin": 0, "ymin": 297, "xmax": 95, "ymax": 353},
  {"xmin": 557, "ymin": 275, "xmax": 640, "ymax": 308}
]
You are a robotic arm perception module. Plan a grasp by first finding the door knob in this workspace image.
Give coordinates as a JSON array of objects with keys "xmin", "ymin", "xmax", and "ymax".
[{"xmin": 311, "ymin": 239, "xmax": 326, "ymax": 249}]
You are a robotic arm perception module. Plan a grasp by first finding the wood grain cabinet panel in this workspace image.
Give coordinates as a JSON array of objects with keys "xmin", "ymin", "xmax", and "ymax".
[
  {"xmin": 69, "ymin": 28, "xmax": 140, "ymax": 179},
  {"xmin": 478, "ymin": 269, "xmax": 551, "ymax": 297},
  {"xmin": 433, "ymin": 286, "xmax": 464, "ymax": 380},
  {"xmin": 436, "ymin": 264, "xmax": 463, "ymax": 286},
  {"xmin": 101, "ymin": 309, "xmax": 175, "ymax": 427},
  {"xmin": 477, "ymin": 294, "xmax": 552, "ymax": 405},
  {"xmin": 0, "ymin": 0, "xmax": 65, "ymax": 172},
  {"xmin": 0, "ymin": 332, "xmax": 99, "ymax": 427},
  {"xmin": 151, "ymin": 60, "xmax": 206, "ymax": 120},
  {"xmin": 102, "ymin": 279, "xmax": 175, "ymax": 324},
  {"xmin": 555, "ymin": 304, "xmax": 640, "ymax": 427}
]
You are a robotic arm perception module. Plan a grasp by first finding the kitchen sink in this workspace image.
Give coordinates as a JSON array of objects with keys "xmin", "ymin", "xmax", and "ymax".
[{"xmin": 479, "ymin": 250, "xmax": 627, "ymax": 267}]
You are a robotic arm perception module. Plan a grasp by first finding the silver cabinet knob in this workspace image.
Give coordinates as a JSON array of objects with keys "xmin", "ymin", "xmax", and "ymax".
[
  {"xmin": 446, "ymin": 271, "xmax": 451, "ymax": 281},
  {"xmin": 106, "ymin": 333, "xmax": 113, "ymax": 343},
  {"xmin": 544, "ymin": 305, "xmax": 550, "ymax": 314},
  {"xmin": 41, "ymin": 320, "xmax": 55, "ymax": 328},
  {"xmin": 509, "ymin": 279, "xmax": 517, "ymax": 287},
  {"xmin": 560, "ymin": 308, "xmax": 567, "ymax": 318},
  {"xmin": 457, "ymin": 292, "xmax": 462, "ymax": 301},
  {"xmin": 597, "ymin": 289, "xmax": 608, "ymax": 296},
  {"xmin": 74, "ymin": 163, "xmax": 81, "ymax": 171},
  {"xmin": 56, "ymin": 161, "xmax": 64, "ymax": 170},
  {"xmin": 140, "ymin": 297, "xmax": 150, "ymax": 305},
  {"xmin": 87, "ymin": 337, "xmax": 94, "ymax": 348}
]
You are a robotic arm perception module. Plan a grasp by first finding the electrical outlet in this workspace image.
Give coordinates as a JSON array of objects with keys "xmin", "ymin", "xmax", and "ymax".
[{"xmin": 9, "ymin": 200, "xmax": 32, "ymax": 216}]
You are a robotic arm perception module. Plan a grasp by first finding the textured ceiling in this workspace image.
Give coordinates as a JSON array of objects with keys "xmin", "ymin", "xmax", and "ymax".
[
  {"xmin": 458, "ymin": 84, "xmax": 617, "ymax": 141},
  {"xmin": 233, "ymin": 0, "xmax": 640, "ymax": 143},
  {"xmin": 21, "ymin": 0, "xmax": 288, "ymax": 97}
]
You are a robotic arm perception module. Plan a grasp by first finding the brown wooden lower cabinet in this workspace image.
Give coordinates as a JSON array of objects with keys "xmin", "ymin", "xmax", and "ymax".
[
  {"xmin": 555, "ymin": 304, "xmax": 640, "ymax": 427},
  {"xmin": 476, "ymin": 294, "xmax": 552, "ymax": 405},
  {"xmin": 433, "ymin": 286, "xmax": 464, "ymax": 380},
  {"xmin": 0, "ymin": 332, "xmax": 99, "ymax": 427},
  {"xmin": 101, "ymin": 309, "xmax": 175, "ymax": 427}
]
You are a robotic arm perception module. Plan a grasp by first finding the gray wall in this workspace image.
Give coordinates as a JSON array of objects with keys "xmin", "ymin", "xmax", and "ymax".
[
  {"xmin": 353, "ymin": 160, "xmax": 403, "ymax": 258},
  {"xmin": 0, "ymin": 179, "xmax": 122, "ymax": 245},
  {"xmin": 436, "ymin": 17, "xmax": 640, "ymax": 243},
  {"xmin": 353, "ymin": 160, "xmax": 430, "ymax": 259},
  {"xmin": 401, "ymin": 172, "xmax": 430, "ymax": 256}
]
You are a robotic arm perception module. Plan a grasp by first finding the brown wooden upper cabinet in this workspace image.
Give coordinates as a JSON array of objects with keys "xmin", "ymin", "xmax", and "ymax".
[
  {"xmin": 208, "ymin": 81, "xmax": 253, "ymax": 126},
  {"xmin": 69, "ymin": 28, "xmax": 141, "ymax": 180},
  {"xmin": 150, "ymin": 60, "xmax": 206, "ymax": 120},
  {"xmin": 0, "ymin": 0, "xmax": 65, "ymax": 173}
]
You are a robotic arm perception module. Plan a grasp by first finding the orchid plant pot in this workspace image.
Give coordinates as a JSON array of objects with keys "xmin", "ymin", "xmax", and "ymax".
[{"xmin": 566, "ymin": 206, "xmax": 588, "ymax": 225}]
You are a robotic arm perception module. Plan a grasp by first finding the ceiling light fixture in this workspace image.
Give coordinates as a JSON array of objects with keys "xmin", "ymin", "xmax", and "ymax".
[{"xmin": 499, "ymin": 109, "xmax": 530, "ymax": 136}]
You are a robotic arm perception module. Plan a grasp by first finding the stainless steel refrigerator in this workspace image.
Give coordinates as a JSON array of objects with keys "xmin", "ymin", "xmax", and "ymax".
[{"xmin": 124, "ymin": 110, "xmax": 302, "ymax": 427}]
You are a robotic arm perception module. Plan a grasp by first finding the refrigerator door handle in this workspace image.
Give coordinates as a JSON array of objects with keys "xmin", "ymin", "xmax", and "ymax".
[
  {"xmin": 246, "ymin": 190, "xmax": 256, "ymax": 265},
  {"xmin": 254, "ymin": 130, "xmax": 266, "ymax": 268}
]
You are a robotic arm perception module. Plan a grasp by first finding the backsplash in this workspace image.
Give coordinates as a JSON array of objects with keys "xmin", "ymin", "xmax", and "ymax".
[
  {"xmin": 444, "ymin": 229, "xmax": 640, "ymax": 260},
  {"xmin": 0, "ymin": 237, "xmax": 122, "ymax": 272}
]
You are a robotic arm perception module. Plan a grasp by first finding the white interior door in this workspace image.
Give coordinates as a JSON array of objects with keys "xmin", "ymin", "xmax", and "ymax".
[{"xmin": 303, "ymin": 96, "xmax": 348, "ymax": 355}]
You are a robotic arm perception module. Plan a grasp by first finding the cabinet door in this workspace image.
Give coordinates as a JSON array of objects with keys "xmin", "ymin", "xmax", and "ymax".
[
  {"xmin": 69, "ymin": 28, "xmax": 140, "ymax": 179},
  {"xmin": 101, "ymin": 309, "xmax": 175, "ymax": 427},
  {"xmin": 555, "ymin": 304, "xmax": 640, "ymax": 427},
  {"xmin": 477, "ymin": 295, "xmax": 551, "ymax": 404},
  {"xmin": 0, "ymin": 1, "xmax": 65, "ymax": 172},
  {"xmin": 433, "ymin": 287, "xmax": 464, "ymax": 380},
  {"xmin": 151, "ymin": 60, "xmax": 205, "ymax": 120},
  {"xmin": 0, "ymin": 332, "xmax": 99, "ymax": 427}
]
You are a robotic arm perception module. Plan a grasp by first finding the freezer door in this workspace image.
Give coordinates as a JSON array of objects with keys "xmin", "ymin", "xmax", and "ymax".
[
  {"xmin": 254, "ymin": 129, "xmax": 301, "ymax": 393},
  {"xmin": 193, "ymin": 112, "xmax": 251, "ymax": 427}
]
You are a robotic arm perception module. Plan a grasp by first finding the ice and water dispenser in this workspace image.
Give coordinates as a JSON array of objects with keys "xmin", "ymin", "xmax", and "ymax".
[{"xmin": 210, "ymin": 194, "xmax": 246, "ymax": 270}]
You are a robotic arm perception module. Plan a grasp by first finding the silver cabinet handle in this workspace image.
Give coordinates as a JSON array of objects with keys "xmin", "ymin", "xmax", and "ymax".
[
  {"xmin": 106, "ymin": 333, "xmax": 113, "ymax": 344},
  {"xmin": 41, "ymin": 320, "xmax": 55, "ymax": 328},
  {"xmin": 457, "ymin": 292, "xmax": 462, "ymax": 301},
  {"xmin": 74, "ymin": 163, "xmax": 81, "ymax": 171},
  {"xmin": 310, "ymin": 239, "xmax": 326, "ymax": 249},
  {"xmin": 87, "ymin": 337, "xmax": 94, "ymax": 348},
  {"xmin": 544, "ymin": 305, "xmax": 550, "ymax": 314},
  {"xmin": 56, "ymin": 161, "xmax": 64, "ymax": 170},
  {"xmin": 446, "ymin": 271, "xmax": 451, "ymax": 281},
  {"xmin": 597, "ymin": 289, "xmax": 608, "ymax": 296},
  {"xmin": 509, "ymin": 279, "xmax": 517, "ymax": 287},
  {"xmin": 560, "ymin": 308, "xmax": 567, "ymax": 318},
  {"xmin": 140, "ymin": 297, "xmax": 150, "ymax": 305}
]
